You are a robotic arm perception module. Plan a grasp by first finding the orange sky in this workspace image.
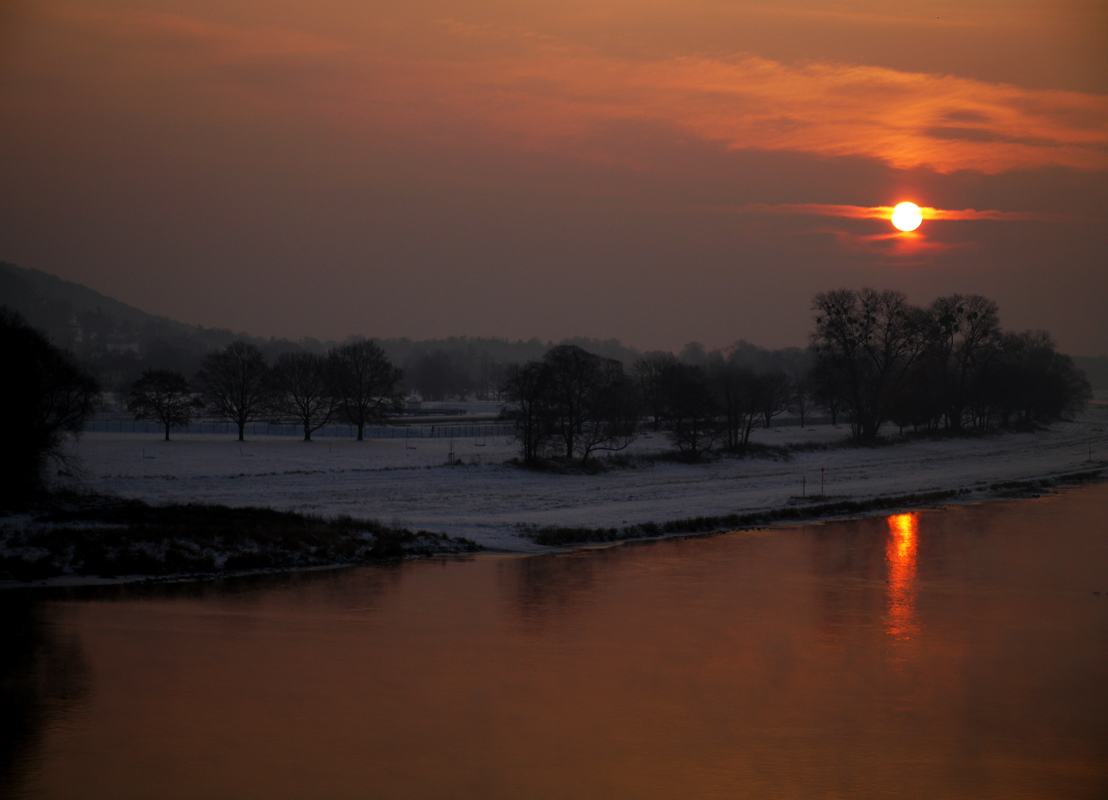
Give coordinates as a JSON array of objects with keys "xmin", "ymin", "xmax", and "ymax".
[{"xmin": 1, "ymin": 0, "xmax": 1106, "ymax": 353}]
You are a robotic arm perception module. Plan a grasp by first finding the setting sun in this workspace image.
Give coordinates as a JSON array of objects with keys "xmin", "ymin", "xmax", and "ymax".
[{"xmin": 891, "ymin": 202, "xmax": 923, "ymax": 231}]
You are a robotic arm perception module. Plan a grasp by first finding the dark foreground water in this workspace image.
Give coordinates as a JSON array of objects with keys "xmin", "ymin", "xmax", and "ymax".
[{"xmin": 4, "ymin": 484, "xmax": 1108, "ymax": 799}]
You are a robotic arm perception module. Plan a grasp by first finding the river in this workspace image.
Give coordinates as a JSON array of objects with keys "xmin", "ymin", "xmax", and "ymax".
[{"xmin": 4, "ymin": 483, "xmax": 1108, "ymax": 799}]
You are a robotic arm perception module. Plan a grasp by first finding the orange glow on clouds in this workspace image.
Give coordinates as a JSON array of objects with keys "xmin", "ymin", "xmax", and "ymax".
[
  {"xmin": 724, "ymin": 203, "xmax": 1072, "ymax": 223},
  {"xmin": 45, "ymin": 4, "xmax": 1108, "ymax": 177},
  {"xmin": 389, "ymin": 42, "xmax": 1108, "ymax": 174}
]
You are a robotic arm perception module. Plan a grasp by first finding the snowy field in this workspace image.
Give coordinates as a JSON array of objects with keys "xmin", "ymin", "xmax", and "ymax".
[{"xmin": 55, "ymin": 409, "xmax": 1108, "ymax": 552}]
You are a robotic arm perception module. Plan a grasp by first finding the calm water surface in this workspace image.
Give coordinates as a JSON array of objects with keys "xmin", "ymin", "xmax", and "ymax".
[{"xmin": 4, "ymin": 484, "xmax": 1108, "ymax": 799}]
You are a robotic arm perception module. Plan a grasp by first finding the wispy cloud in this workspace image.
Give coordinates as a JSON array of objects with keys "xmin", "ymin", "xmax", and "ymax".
[
  {"xmin": 451, "ymin": 50, "xmax": 1108, "ymax": 174},
  {"xmin": 723, "ymin": 203, "xmax": 1073, "ymax": 221},
  {"xmin": 47, "ymin": 5, "xmax": 1108, "ymax": 176},
  {"xmin": 820, "ymin": 228, "xmax": 971, "ymax": 259},
  {"xmin": 703, "ymin": 202, "xmax": 1069, "ymax": 259}
]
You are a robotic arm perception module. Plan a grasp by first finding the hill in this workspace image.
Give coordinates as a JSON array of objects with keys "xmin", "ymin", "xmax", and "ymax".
[
  {"xmin": 4, "ymin": 262, "xmax": 1103, "ymax": 392},
  {"xmin": 0, "ymin": 263, "xmax": 644, "ymax": 394},
  {"xmin": 0, "ymin": 262, "xmax": 256, "ymax": 389}
]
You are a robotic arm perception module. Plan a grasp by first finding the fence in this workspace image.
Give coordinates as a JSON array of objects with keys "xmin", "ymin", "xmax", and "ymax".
[
  {"xmin": 85, "ymin": 416, "xmax": 838, "ymax": 438},
  {"xmin": 84, "ymin": 420, "xmax": 514, "ymax": 439}
]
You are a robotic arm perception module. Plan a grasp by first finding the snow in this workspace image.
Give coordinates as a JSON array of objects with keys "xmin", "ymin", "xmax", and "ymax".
[{"xmin": 53, "ymin": 409, "xmax": 1108, "ymax": 552}]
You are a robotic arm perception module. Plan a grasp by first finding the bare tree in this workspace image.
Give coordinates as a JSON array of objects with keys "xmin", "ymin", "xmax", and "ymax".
[
  {"xmin": 633, "ymin": 351, "xmax": 678, "ymax": 431},
  {"xmin": 543, "ymin": 344, "xmax": 639, "ymax": 463},
  {"xmin": 924, "ymin": 294, "xmax": 1002, "ymax": 431},
  {"xmin": 194, "ymin": 341, "xmax": 270, "ymax": 441},
  {"xmin": 502, "ymin": 346, "xmax": 639, "ymax": 465},
  {"xmin": 758, "ymin": 370, "xmax": 791, "ymax": 428},
  {"xmin": 543, "ymin": 345, "xmax": 599, "ymax": 461},
  {"xmin": 666, "ymin": 363, "xmax": 722, "ymax": 459},
  {"xmin": 576, "ymin": 358, "xmax": 640, "ymax": 462},
  {"xmin": 501, "ymin": 361, "xmax": 553, "ymax": 464},
  {"xmin": 127, "ymin": 369, "xmax": 201, "ymax": 441},
  {"xmin": 708, "ymin": 359, "xmax": 758, "ymax": 452},
  {"xmin": 2, "ymin": 309, "xmax": 100, "ymax": 504},
  {"xmin": 270, "ymin": 352, "xmax": 338, "ymax": 441},
  {"xmin": 810, "ymin": 288, "xmax": 927, "ymax": 443},
  {"xmin": 982, "ymin": 331, "xmax": 1091, "ymax": 427},
  {"xmin": 331, "ymin": 341, "xmax": 403, "ymax": 440}
]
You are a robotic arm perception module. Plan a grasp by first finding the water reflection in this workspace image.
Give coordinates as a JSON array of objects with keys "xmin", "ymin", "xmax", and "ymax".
[
  {"xmin": 0, "ymin": 596, "xmax": 91, "ymax": 798},
  {"xmin": 809, "ymin": 521, "xmax": 886, "ymax": 649},
  {"xmin": 885, "ymin": 513, "xmax": 920, "ymax": 642},
  {"xmin": 498, "ymin": 549, "xmax": 612, "ymax": 633},
  {"xmin": 8, "ymin": 485, "xmax": 1108, "ymax": 799}
]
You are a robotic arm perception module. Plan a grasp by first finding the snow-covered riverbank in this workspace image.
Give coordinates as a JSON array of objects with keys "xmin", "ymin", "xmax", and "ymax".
[{"xmin": 50, "ymin": 407, "xmax": 1108, "ymax": 552}]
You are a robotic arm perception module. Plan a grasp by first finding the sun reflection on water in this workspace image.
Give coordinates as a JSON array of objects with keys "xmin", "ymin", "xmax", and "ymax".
[{"xmin": 885, "ymin": 513, "xmax": 919, "ymax": 641}]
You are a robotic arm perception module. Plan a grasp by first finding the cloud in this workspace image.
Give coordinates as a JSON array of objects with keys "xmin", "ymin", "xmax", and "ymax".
[
  {"xmin": 919, "ymin": 207, "xmax": 1071, "ymax": 221},
  {"xmin": 702, "ymin": 202, "xmax": 1069, "ymax": 259},
  {"xmin": 399, "ymin": 21, "xmax": 1108, "ymax": 174},
  {"xmin": 728, "ymin": 203, "xmax": 892, "ymax": 220},
  {"xmin": 722, "ymin": 203, "xmax": 1073, "ymax": 222},
  {"xmin": 39, "ymin": 4, "xmax": 1108, "ymax": 177},
  {"xmin": 823, "ymin": 229, "xmax": 973, "ymax": 259}
]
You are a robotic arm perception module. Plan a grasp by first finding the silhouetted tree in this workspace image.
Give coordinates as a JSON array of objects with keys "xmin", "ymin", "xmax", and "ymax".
[
  {"xmin": 1, "ymin": 309, "xmax": 100, "ymax": 504},
  {"xmin": 633, "ymin": 351, "xmax": 678, "ymax": 431},
  {"xmin": 707, "ymin": 359, "xmax": 759, "ymax": 452},
  {"xmin": 502, "ymin": 345, "xmax": 639, "ymax": 464},
  {"xmin": 666, "ymin": 363, "xmax": 721, "ymax": 459},
  {"xmin": 543, "ymin": 344, "xmax": 639, "ymax": 463},
  {"xmin": 270, "ymin": 352, "xmax": 338, "ymax": 441},
  {"xmin": 194, "ymin": 341, "xmax": 270, "ymax": 441},
  {"xmin": 923, "ymin": 294, "xmax": 1002, "ymax": 431},
  {"xmin": 544, "ymin": 345, "xmax": 598, "ymax": 460},
  {"xmin": 575, "ymin": 358, "xmax": 640, "ymax": 463},
  {"xmin": 501, "ymin": 361, "xmax": 553, "ymax": 464},
  {"xmin": 331, "ymin": 341, "xmax": 403, "ymax": 440},
  {"xmin": 127, "ymin": 369, "xmax": 200, "ymax": 441},
  {"xmin": 758, "ymin": 370, "xmax": 791, "ymax": 428},
  {"xmin": 887, "ymin": 356, "xmax": 944, "ymax": 434},
  {"xmin": 983, "ymin": 331, "xmax": 1091, "ymax": 426},
  {"xmin": 810, "ymin": 288, "xmax": 927, "ymax": 442}
]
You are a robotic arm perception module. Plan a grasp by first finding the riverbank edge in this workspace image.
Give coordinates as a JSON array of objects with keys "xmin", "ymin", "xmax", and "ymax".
[
  {"xmin": 519, "ymin": 465, "xmax": 1108, "ymax": 546},
  {"xmin": 3, "ymin": 464, "xmax": 1105, "ymax": 591},
  {"xmin": 0, "ymin": 498, "xmax": 482, "ymax": 591}
]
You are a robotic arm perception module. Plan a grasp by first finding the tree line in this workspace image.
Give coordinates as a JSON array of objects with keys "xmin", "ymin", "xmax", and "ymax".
[
  {"xmin": 500, "ymin": 289, "xmax": 1092, "ymax": 463},
  {"xmin": 502, "ymin": 343, "xmax": 815, "ymax": 464},
  {"xmin": 809, "ymin": 289, "xmax": 1091, "ymax": 442},
  {"xmin": 127, "ymin": 341, "xmax": 403, "ymax": 442},
  {"xmin": 2, "ymin": 288, "xmax": 1093, "ymax": 503}
]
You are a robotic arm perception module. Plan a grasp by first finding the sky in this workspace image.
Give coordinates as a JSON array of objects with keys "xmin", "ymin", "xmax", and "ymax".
[{"xmin": 1, "ymin": 0, "xmax": 1106, "ymax": 355}]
